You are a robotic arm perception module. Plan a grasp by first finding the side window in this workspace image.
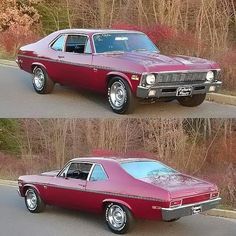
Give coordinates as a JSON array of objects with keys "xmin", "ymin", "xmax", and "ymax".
[
  {"xmin": 65, "ymin": 35, "xmax": 89, "ymax": 54},
  {"xmin": 90, "ymin": 164, "xmax": 108, "ymax": 182},
  {"xmin": 51, "ymin": 35, "xmax": 66, "ymax": 51},
  {"xmin": 66, "ymin": 162, "xmax": 92, "ymax": 180}
]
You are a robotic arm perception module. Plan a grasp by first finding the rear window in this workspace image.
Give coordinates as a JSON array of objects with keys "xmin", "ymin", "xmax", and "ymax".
[
  {"xmin": 121, "ymin": 161, "xmax": 176, "ymax": 179},
  {"xmin": 51, "ymin": 35, "xmax": 66, "ymax": 51}
]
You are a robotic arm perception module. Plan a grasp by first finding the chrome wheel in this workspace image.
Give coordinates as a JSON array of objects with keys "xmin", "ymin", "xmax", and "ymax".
[
  {"xmin": 107, "ymin": 205, "xmax": 126, "ymax": 230},
  {"xmin": 109, "ymin": 81, "xmax": 127, "ymax": 109},
  {"xmin": 26, "ymin": 189, "xmax": 37, "ymax": 211},
  {"xmin": 33, "ymin": 68, "xmax": 45, "ymax": 90}
]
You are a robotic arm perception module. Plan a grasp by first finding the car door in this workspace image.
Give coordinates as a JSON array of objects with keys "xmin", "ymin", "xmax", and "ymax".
[
  {"xmin": 58, "ymin": 34, "xmax": 94, "ymax": 89},
  {"xmin": 45, "ymin": 162, "xmax": 93, "ymax": 210},
  {"xmin": 46, "ymin": 34, "xmax": 68, "ymax": 84},
  {"xmin": 85, "ymin": 164, "xmax": 110, "ymax": 212}
]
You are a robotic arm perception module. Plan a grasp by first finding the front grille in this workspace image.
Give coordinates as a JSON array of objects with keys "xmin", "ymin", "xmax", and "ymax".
[{"xmin": 157, "ymin": 72, "xmax": 207, "ymax": 83}]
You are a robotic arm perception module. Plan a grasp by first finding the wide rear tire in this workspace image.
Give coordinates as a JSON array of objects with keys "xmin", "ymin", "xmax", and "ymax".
[
  {"xmin": 105, "ymin": 203, "xmax": 134, "ymax": 234},
  {"xmin": 177, "ymin": 94, "xmax": 206, "ymax": 107},
  {"xmin": 32, "ymin": 66, "xmax": 55, "ymax": 94}
]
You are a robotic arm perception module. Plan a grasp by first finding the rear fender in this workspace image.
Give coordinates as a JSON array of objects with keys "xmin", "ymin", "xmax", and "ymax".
[
  {"xmin": 23, "ymin": 184, "xmax": 41, "ymax": 197},
  {"xmin": 103, "ymin": 198, "xmax": 133, "ymax": 211}
]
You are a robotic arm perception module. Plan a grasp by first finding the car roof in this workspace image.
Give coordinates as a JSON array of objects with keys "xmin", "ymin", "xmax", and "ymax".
[
  {"xmin": 70, "ymin": 157, "xmax": 155, "ymax": 165},
  {"xmin": 55, "ymin": 28, "xmax": 143, "ymax": 36}
]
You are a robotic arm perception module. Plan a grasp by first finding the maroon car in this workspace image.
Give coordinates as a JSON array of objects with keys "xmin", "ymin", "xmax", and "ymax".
[
  {"xmin": 18, "ymin": 157, "xmax": 220, "ymax": 234},
  {"xmin": 16, "ymin": 29, "xmax": 222, "ymax": 114}
]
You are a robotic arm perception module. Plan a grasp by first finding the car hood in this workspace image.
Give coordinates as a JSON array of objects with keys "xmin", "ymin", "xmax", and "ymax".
[
  {"xmin": 140, "ymin": 173, "xmax": 216, "ymax": 198},
  {"xmin": 103, "ymin": 52, "xmax": 215, "ymax": 71},
  {"xmin": 41, "ymin": 170, "xmax": 60, "ymax": 176}
]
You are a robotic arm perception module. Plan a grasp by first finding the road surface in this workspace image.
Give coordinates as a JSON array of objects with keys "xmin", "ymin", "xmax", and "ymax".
[
  {"xmin": 1, "ymin": 64, "xmax": 236, "ymax": 118},
  {"xmin": 0, "ymin": 185, "xmax": 235, "ymax": 236}
]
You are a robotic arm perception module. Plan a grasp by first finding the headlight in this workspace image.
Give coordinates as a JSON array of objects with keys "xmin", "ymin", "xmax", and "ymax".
[
  {"xmin": 146, "ymin": 74, "xmax": 156, "ymax": 85},
  {"xmin": 206, "ymin": 71, "xmax": 214, "ymax": 82}
]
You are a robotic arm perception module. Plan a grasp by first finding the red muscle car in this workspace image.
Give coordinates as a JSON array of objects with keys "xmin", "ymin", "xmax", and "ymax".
[
  {"xmin": 16, "ymin": 29, "xmax": 222, "ymax": 114},
  {"xmin": 18, "ymin": 157, "xmax": 220, "ymax": 234}
]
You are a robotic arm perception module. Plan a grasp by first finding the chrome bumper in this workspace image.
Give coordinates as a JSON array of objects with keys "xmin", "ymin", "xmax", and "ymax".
[
  {"xmin": 136, "ymin": 81, "xmax": 222, "ymax": 99},
  {"xmin": 162, "ymin": 198, "xmax": 221, "ymax": 221}
]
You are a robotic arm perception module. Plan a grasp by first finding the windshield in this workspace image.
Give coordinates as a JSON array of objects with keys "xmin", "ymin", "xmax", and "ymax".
[
  {"xmin": 93, "ymin": 33, "xmax": 159, "ymax": 53},
  {"xmin": 121, "ymin": 161, "xmax": 177, "ymax": 179}
]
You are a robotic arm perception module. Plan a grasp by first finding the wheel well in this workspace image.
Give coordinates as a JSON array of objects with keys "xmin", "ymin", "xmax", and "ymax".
[
  {"xmin": 106, "ymin": 74, "xmax": 118, "ymax": 86},
  {"xmin": 31, "ymin": 64, "xmax": 38, "ymax": 73},
  {"xmin": 102, "ymin": 200, "xmax": 132, "ymax": 212},
  {"xmin": 23, "ymin": 186, "xmax": 30, "ymax": 195}
]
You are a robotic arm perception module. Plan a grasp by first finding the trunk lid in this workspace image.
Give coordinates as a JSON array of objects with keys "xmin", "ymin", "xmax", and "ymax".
[{"xmin": 141, "ymin": 173, "xmax": 215, "ymax": 199}]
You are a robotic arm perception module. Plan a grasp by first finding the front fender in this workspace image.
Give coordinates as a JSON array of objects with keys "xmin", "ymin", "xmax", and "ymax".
[{"xmin": 106, "ymin": 71, "xmax": 135, "ymax": 92}]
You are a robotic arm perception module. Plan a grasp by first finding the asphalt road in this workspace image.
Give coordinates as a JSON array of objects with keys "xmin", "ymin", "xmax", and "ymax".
[
  {"xmin": 1, "ymin": 64, "xmax": 236, "ymax": 118},
  {"xmin": 0, "ymin": 185, "xmax": 235, "ymax": 236}
]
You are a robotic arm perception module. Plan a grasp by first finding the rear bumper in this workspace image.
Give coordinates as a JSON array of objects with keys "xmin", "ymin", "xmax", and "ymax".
[
  {"xmin": 161, "ymin": 197, "xmax": 221, "ymax": 221},
  {"xmin": 136, "ymin": 81, "xmax": 222, "ymax": 99}
]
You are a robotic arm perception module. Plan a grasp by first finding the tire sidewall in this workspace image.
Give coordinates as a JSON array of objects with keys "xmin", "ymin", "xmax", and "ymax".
[
  {"xmin": 32, "ymin": 67, "xmax": 46, "ymax": 93},
  {"xmin": 108, "ymin": 77, "xmax": 132, "ymax": 114},
  {"xmin": 25, "ymin": 188, "xmax": 40, "ymax": 213},
  {"xmin": 105, "ymin": 203, "xmax": 129, "ymax": 234}
]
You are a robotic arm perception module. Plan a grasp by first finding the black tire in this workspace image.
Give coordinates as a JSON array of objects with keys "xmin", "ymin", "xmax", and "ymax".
[
  {"xmin": 108, "ymin": 77, "xmax": 136, "ymax": 114},
  {"xmin": 164, "ymin": 218, "xmax": 181, "ymax": 222},
  {"xmin": 177, "ymin": 94, "xmax": 206, "ymax": 107},
  {"xmin": 32, "ymin": 66, "xmax": 55, "ymax": 94},
  {"xmin": 24, "ymin": 187, "xmax": 45, "ymax": 213},
  {"xmin": 105, "ymin": 203, "xmax": 134, "ymax": 234}
]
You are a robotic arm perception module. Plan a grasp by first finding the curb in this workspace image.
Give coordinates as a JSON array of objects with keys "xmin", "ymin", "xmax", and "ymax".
[
  {"xmin": 0, "ymin": 179, "xmax": 18, "ymax": 187},
  {"xmin": 207, "ymin": 93, "xmax": 236, "ymax": 106},
  {"xmin": 0, "ymin": 59, "xmax": 17, "ymax": 67},
  {"xmin": 205, "ymin": 209, "xmax": 236, "ymax": 220}
]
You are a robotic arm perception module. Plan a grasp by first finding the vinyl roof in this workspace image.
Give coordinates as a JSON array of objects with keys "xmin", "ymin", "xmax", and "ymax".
[
  {"xmin": 56, "ymin": 28, "xmax": 143, "ymax": 36},
  {"xmin": 71, "ymin": 157, "xmax": 154, "ymax": 164}
]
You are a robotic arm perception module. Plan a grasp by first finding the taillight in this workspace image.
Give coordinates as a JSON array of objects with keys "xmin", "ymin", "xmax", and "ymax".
[
  {"xmin": 170, "ymin": 199, "xmax": 182, "ymax": 208},
  {"xmin": 210, "ymin": 192, "xmax": 219, "ymax": 199}
]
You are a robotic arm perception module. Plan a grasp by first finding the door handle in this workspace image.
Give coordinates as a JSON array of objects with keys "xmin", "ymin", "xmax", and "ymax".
[
  {"xmin": 78, "ymin": 184, "xmax": 85, "ymax": 188},
  {"xmin": 58, "ymin": 55, "xmax": 65, "ymax": 59}
]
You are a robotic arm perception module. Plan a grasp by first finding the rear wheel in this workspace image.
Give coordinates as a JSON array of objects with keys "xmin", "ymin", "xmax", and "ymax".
[
  {"xmin": 105, "ymin": 203, "xmax": 134, "ymax": 234},
  {"xmin": 25, "ymin": 187, "xmax": 45, "ymax": 213},
  {"xmin": 177, "ymin": 94, "xmax": 206, "ymax": 107},
  {"xmin": 108, "ymin": 77, "xmax": 136, "ymax": 114},
  {"xmin": 32, "ymin": 66, "xmax": 55, "ymax": 94}
]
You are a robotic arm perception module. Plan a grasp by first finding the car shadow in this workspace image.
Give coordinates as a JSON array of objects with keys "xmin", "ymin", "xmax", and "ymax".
[{"xmin": 34, "ymin": 205, "xmax": 236, "ymax": 236}]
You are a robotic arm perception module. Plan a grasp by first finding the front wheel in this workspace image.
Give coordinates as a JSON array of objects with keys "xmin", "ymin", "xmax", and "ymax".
[
  {"xmin": 25, "ymin": 187, "xmax": 45, "ymax": 213},
  {"xmin": 105, "ymin": 203, "xmax": 134, "ymax": 234},
  {"xmin": 108, "ymin": 77, "xmax": 136, "ymax": 114},
  {"xmin": 177, "ymin": 94, "xmax": 206, "ymax": 107}
]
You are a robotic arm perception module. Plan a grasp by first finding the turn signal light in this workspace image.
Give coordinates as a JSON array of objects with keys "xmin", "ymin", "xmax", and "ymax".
[
  {"xmin": 210, "ymin": 192, "xmax": 219, "ymax": 199},
  {"xmin": 170, "ymin": 199, "xmax": 182, "ymax": 208}
]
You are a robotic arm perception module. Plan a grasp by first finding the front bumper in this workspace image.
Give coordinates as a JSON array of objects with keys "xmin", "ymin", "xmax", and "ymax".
[
  {"xmin": 162, "ymin": 197, "xmax": 221, "ymax": 221},
  {"xmin": 137, "ymin": 81, "xmax": 222, "ymax": 99}
]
